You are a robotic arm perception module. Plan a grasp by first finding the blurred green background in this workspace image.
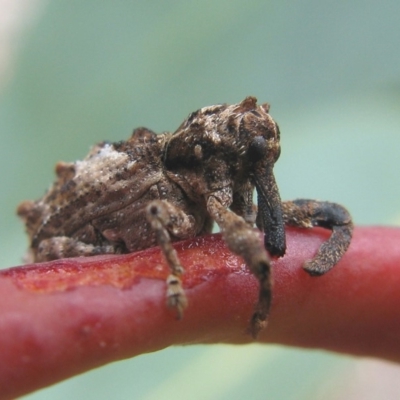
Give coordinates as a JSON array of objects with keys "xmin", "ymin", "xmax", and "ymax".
[{"xmin": 1, "ymin": 0, "xmax": 400, "ymax": 399}]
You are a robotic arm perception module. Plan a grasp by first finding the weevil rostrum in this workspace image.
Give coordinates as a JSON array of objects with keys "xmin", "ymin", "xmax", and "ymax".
[{"xmin": 17, "ymin": 97, "xmax": 353, "ymax": 337}]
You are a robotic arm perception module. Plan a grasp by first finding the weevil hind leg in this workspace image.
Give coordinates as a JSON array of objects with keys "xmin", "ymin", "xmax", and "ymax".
[
  {"xmin": 33, "ymin": 236, "xmax": 115, "ymax": 262},
  {"xmin": 146, "ymin": 200, "xmax": 198, "ymax": 319},
  {"xmin": 207, "ymin": 195, "xmax": 272, "ymax": 338},
  {"xmin": 282, "ymin": 199, "xmax": 353, "ymax": 275}
]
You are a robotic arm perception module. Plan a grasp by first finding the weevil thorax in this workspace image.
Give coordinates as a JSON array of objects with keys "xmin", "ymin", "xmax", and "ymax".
[{"xmin": 163, "ymin": 97, "xmax": 281, "ymax": 196}]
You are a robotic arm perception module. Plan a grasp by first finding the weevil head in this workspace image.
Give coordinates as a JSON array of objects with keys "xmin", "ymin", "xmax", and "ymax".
[
  {"xmin": 229, "ymin": 96, "xmax": 281, "ymax": 175},
  {"xmin": 164, "ymin": 97, "xmax": 286, "ymax": 256},
  {"xmin": 165, "ymin": 96, "xmax": 281, "ymax": 182},
  {"xmin": 219, "ymin": 97, "xmax": 285, "ymax": 257}
]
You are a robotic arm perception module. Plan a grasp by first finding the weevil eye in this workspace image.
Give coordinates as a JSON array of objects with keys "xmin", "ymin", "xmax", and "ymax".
[{"xmin": 247, "ymin": 136, "xmax": 267, "ymax": 162}]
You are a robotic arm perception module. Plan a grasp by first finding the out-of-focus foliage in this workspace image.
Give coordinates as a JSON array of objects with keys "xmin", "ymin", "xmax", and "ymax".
[{"xmin": 1, "ymin": 1, "xmax": 399, "ymax": 399}]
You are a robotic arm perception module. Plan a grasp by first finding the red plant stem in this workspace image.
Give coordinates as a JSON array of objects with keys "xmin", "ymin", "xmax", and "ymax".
[{"xmin": 0, "ymin": 226, "xmax": 399, "ymax": 399}]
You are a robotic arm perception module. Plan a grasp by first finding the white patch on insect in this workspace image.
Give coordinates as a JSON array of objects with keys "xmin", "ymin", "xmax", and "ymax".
[
  {"xmin": 204, "ymin": 130, "xmax": 221, "ymax": 144},
  {"xmin": 74, "ymin": 144, "xmax": 129, "ymax": 181},
  {"xmin": 194, "ymin": 144, "xmax": 203, "ymax": 160}
]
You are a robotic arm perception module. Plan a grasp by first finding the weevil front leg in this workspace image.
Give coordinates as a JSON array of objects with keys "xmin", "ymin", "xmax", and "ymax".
[
  {"xmin": 282, "ymin": 199, "xmax": 353, "ymax": 275},
  {"xmin": 207, "ymin": 195, "xmax": 272, "ymax": 338},
  {"xmin": 146, "ymin": 200, "xmax": 198, "ymax": 319}
]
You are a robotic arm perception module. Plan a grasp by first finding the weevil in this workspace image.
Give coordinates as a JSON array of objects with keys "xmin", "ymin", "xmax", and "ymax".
[{"xmin": 17, "ymin": 96, "xmax": 353, "ymax": 337}]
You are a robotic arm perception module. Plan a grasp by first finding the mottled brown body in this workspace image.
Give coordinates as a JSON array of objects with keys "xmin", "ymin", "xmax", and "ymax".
[{"xmin": 18, "ymin": 97, "xmax": 353, "ymax": 337}]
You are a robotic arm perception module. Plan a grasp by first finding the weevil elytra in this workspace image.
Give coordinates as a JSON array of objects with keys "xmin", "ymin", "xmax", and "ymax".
[{"xmin": 17, "ymin": 97, "xmax": 353, "ymax": 337}]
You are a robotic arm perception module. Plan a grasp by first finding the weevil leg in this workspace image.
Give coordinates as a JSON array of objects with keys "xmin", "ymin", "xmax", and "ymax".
[
  {"xmin": 146, "ymin": 200, "xmax": 198, "ymax": 319},
  {"xmin": 282, "ymin": 199, "xmax": 353, "ymax": 275},
  {"xmin": 229, "ymin": 182, "xmax": 257, "ymax": 226},
  {"xmin": 207, "ymin": 195, "xmax": 271, "ymax": 338},
  {"xmin": 34, "ymin": 236, "xmax": 115, "ymax": 262}
]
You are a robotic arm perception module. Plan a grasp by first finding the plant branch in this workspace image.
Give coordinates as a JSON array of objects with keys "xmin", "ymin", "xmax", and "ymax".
[{"xmin": 0, "ymin": 227, "xmax": 399, "ymax": 399}]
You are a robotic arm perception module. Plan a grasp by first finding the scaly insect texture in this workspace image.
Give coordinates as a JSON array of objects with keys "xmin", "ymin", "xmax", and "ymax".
[{"xmin": 17, "ymin": 97, "xmax": 353, "ymax": 337}]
